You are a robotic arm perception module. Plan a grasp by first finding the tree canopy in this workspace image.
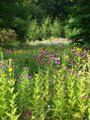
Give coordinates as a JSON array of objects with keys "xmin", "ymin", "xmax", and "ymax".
[{"xmin": 0, "ymin": 0, "xmax": 90, "ymax": 42}]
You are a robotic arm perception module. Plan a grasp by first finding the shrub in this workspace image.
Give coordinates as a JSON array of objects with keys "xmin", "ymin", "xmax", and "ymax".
[
  {"xmin": 50, "ymin": 18, "xmax": 61, "ymax": 38},
  {"xmin": 64, "ymin": 18, "xmax": 82, "ymax": 40},
  {"xmin": 26, "ymin": 17, "xmax": 62, "ymax": 41},
  {"xmin": 26, "ymin": 20, "xmax": 40, "ymax": 41},
  {"xmin": 0, "ymin": 29, "xmax": 17, "ymax": 45},
  {"xmin": 40, "ymin": 17, "xmax": 52, "ymax": 40}
]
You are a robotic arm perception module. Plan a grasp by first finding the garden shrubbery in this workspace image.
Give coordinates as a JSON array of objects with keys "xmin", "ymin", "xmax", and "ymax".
[{"xmin": 26, "ymin": 17, "xmax": 61, "ymax": 41}]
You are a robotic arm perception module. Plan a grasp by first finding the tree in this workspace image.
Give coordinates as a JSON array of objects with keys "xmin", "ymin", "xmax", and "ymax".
[
  {"xmin": 69, "ymin": 0, "xmax": 90, "ymax": 41},
  {"xmin": 37, "ymin": 0, "xmax": 72, "ymax": 21},
  {"xmin": 0, "ymin": 0, "xmax": 32, "ymax": 40}
]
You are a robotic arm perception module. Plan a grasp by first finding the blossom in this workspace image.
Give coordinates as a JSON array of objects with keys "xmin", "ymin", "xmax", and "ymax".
[
  {"xmin": 54, "ymin": 58, "xmax": 60, "ymax": 64},
  {"xmin": 65, "ymin": 55, "xmax": 69, "ymax": 60},
  {"xmin": 25, "ymin": 111, "xmax": 31, "ymax": 119},
  {"xmin": 8, "ymin": 67, "xmax": 13, "ymax": 72},
  {"xmin": 49, "ymin": 53, "xmax": 54, "ymax": 59},
  {"xmin": 6, "ymin": 49, "xmax": 12, "ymax": 54},
  {"xmin": 73, "ymin": 51, "xmax": 78, "ymax": 56},
  {"xmin": 32, "ymin": 56, "xmax": 35, "ymax": 59},
  {"xmin": 26, "ymin": 75, "xmax": 32, "ymax": 79},
  {"xmin": 76, "ymin": 48, "xmax": 81, "ymax": 52}
]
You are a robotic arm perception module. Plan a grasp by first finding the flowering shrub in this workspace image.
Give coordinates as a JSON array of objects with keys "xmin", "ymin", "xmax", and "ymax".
[{"xmin": 0, "ymin": 44, "xmax": 90, "ymax": 120}]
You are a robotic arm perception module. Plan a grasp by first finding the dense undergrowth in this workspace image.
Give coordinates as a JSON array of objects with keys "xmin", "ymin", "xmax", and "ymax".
[{"xmin": 0, "ymin": 43, "xmax": 90, "ymax": 120}]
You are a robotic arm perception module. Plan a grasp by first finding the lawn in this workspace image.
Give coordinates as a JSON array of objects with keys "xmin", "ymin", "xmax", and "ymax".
[{"xmin": 0, "ymin": 40, "xmax": 90, "ymax": 120}]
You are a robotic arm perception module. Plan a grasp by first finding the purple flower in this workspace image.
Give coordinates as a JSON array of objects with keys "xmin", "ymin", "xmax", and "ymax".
[
  {"xmin": 39, "ymin": 50, "xmax": 46, "ymax": 54},
  {"xmin": 54, "ymin": 58, "xmax": 60, "ymax": 64},
  {"xmin": 26, "ymin": 111, "xmax": 31, "ymax": 119},
  {"xmin": 88, "ymin": 96, "xmax": 90, "ymax": 99},
  {"xmin": 49, "ymin": 53, "xmax": 54, "ymax": 59},
  {"xmin": 32, "ymin": 56, "xmax": 35, "ymax": 59},
  {"xmin": 26, "ymin": 75, "xmax": 32, "ymax": 79},
  {"xmin": 73, "ymin": 51, "xmax": 78, "ymax": 56},
  {"xmin": 6, "ymin": 49, "xmax": 12, "ymax": 54}
]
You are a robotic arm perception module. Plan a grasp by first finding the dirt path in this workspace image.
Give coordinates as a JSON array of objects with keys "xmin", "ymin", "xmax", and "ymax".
[
  {"xmin": 49, "ymin": 38, "xmax": 71, "ymax": 44},
  {"xmin": 28, "ymin": 38, "xmax": 71, "ymax": 46}
]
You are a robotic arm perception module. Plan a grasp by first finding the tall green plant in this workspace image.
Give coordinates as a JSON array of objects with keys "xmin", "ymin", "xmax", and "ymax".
[
  {"xmin": 26, "ymin": 20, "xmax": 40, "ymax": 41},
  {"xmin": 50, "ymin": 18, "xmax": 61, "ymax": 38},
  {"xmin": 41, "ymin": 17, "xmax": 51, "ymax": 39},
  {"xmin": 17, "ymin": 67, "xmax": 31, "ymax": 117},
  {"xmin": 0, "ymin": 58, "xmax": 19, "ymax": 120}
]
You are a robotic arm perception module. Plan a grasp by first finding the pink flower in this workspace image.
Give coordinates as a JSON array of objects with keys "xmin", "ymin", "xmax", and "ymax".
[
  {"xmin": 26, "ymin": 111, "xmax": 31, "ymax": 119},
  {"xmin": 26, "ymin": 75, "xmax": 32, "ymax": 79},
  {"xmin": 54, "ymin": 58, "xmax": 60, "ymax": 64},
  {"xmin": 6, "ymin": 49, "xmax": 12, "ymax": 54},
  {"xmin": 49, "ymin": 53, "xmax": 54, "ymax": 59},
  {"xmin": 88, "ymin": 96, "xmax": 90, "ymax": 99}
]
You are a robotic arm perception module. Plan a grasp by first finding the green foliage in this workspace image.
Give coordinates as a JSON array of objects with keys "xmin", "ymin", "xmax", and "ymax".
[
  {"xmin": 17, "ymin": 67, "xmax": 31, "ymax": 118},
  {"xmin": 37, "ymin": 0, "xmax": 72, "ymax": 21},
  {"xmin": 26, "ymin": 17, "xmax": 62, "ymax": 41},
  {"xmin": 0, "ymin": 45, "xmax": 90, "ymax": 119},
  {"xmin": 65, "ymin": 18, "xmax": 82, "ymax": 39},
  {"xmin": 0, "ymin": 58, "xmax": 19, "ymax": 120},
  {"xmin": 0, "ymin": 0, "xmax": 73, "ymax": 41},
  {"xmin": 68, "ymin": 0, "xmax": 90, "ymax": 41},
  {"xmin": 0, "ymin": 0, "xmax": 32, "ymax": 40},
  {"xmin": 26, "ymin": 20, "xmax": 40, "ymax": 41},
  {"xmin": 0, "ymin": 29, "xmax": 17, "ymax": 45},
  {"xmin": 40, "ymin": 17, "xmax": 52, "ymax": 40},
  {"xmin": 50, "ymin": 18, "xmax": 61, "ymax": 38}
]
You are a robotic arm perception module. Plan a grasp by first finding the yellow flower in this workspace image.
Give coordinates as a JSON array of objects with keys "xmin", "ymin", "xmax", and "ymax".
[
  {"xmin": 78, "ymin": 70, "xmax": 84, "ymax": 75},
  {"xmin": 65, "ymin": 55, "xmax": 69, "ymax": 60},
  {"xmin": 71, "ymin": 68, "xmax": 74, "ymax": 72},
  {"xmin": 82, "ymin": 60, "xmax": 86, "ymax": 63},
  {"xmin": 8, "ymin": 67, "xmax": 13, "ymax": 72},
  {"xmin": 76, "ymin": 48, "xmax": 81, "ymax": 51}
]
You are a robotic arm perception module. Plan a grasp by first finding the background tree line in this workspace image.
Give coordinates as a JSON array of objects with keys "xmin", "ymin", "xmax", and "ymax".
[{"xmin": 0, "ymin": 0, "xmax": 90, "ymax": 43}]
